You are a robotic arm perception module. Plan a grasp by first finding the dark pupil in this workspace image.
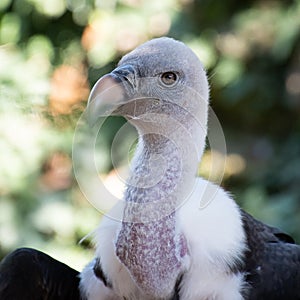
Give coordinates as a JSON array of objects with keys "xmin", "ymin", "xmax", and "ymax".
[{"xmin": 162, "ymin": 72, "xmax": 176, "ymax": 85}]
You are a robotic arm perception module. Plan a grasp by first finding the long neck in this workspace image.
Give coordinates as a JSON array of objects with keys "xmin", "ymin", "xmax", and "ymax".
[
  {"xmin": 124, "ymin": 134, "xmax": 188, "ymax": 219},
  {"xmin": 122, "ymin": 115, "xmax": 202, "ymax": 219},
  {"xmin": 115, "ymin": 122, "xmax": 201, "ymax": 298}
]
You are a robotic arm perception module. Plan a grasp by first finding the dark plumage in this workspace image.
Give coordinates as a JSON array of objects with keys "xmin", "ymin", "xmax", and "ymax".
[
  {"xmin": 0, "ymin": 248, "xmax": 81, "ymax": 300},
  {"xmin": 241, "ymin": 210, "xmax": 300, "ymax": 299}
]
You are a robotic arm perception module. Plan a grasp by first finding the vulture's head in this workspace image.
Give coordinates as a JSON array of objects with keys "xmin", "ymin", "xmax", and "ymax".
[{"xmin": 88, "ymin": 37, "xmax": 209, "ymax": 153}]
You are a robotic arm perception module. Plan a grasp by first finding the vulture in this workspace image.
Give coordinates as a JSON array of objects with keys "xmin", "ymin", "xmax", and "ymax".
[{"xmin": 0, "ymin": 37, "xmax": 300, "ymax": 300}]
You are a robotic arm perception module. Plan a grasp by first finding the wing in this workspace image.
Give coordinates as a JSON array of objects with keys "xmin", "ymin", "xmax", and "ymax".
[
  {"xmin": 0, "ymin": 247, "xmax": 82, "ymax": 300},
  {"xmin": 241, "ymin": 210, "xmax": 300, "ymax": 300}
]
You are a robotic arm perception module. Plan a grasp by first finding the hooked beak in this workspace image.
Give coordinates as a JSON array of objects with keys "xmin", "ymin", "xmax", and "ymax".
[{"xmin": 87, "ymin": 65, "xmax": 136, "ymax": 126}]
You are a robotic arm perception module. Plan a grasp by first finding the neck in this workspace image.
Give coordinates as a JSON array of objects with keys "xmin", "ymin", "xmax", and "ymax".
[
  {"xmin": 122, "ymin": 121, "xmax": 202, "ymax": 220},
  {"xmin": 115, "ymin": 119, "xmax": 202, "ymax": 297}
]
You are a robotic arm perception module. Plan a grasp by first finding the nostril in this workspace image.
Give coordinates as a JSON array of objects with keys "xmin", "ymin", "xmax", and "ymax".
[
  {"xmin": 113, "ymin": 65, "xmax": 136, "ymax": 77},
  {"xmin": 112, "ymin": 65, "xmax": 136, "ymax": 90}
]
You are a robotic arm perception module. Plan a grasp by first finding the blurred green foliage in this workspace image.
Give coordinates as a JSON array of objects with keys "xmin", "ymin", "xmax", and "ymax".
[{"xmin": 0, "ymin": 0, "xmax": 300, "ymax": 268}]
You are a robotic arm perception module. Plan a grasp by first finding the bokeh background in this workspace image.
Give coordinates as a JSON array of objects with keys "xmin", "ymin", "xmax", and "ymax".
[{"xmin": 0, "ymin": 0, "xmax": 300, "ymax": 270}]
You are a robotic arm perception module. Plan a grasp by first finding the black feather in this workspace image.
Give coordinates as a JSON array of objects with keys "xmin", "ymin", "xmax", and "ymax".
[
  {"xmin": 241, "ymin": 210, "xmax": 300, "ymax": 300},
  {"xmin": 0, "ymin": 248, "xmax": 81, "ymax": 300}
]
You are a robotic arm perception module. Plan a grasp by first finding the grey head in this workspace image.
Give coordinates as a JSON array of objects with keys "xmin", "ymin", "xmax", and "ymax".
[{"xmin": 88, "ymin": 37, "xmax": 209, "ymax": 141}]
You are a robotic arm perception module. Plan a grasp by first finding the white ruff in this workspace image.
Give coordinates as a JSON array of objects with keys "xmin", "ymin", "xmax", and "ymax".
[{"xmin": 80, "ymin": 178, "xmax": 248, "ymax": 300}]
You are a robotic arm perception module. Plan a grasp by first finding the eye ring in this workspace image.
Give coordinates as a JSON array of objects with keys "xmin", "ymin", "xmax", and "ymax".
[{"xmin": 160, "ymin": 72, "xmax": 178, "ymax": 86}]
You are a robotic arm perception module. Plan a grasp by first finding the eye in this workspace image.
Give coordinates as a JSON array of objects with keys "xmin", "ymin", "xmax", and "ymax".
[{"xmin": 160, "ymin": 72, "xmax": 178, "ymax": 86}]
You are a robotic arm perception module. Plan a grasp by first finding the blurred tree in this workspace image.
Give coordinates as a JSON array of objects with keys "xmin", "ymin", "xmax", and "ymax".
[{"xmin": 0, "ymin": 0, "xmax": 299, "ymax": 267}]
